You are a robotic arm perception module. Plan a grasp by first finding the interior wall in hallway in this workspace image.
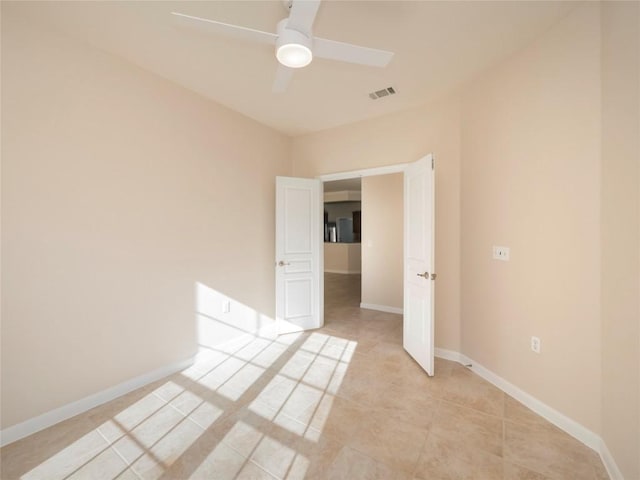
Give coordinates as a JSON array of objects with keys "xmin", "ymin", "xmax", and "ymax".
[{"xmin": 361, "ymin": 174, "xmax": 403, "ymax": 310}]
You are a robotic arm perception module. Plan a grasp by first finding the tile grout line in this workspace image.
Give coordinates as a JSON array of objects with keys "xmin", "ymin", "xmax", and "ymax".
[{"xmin": 411, "ymin": 397, "xmax": 442, "ymax": 479}]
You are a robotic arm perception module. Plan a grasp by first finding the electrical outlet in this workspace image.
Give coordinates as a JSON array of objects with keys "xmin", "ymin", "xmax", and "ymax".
[
  {"xmin": 493, "ymin": 246, "xmax": 510, "ymax": 261},
  {"xmin": 531, "ymin": 336, "xmax": 541, "ymax": 353},
  {"xmin": 223, "ymin": 299, "xmax": 231, "ymax": 314}
]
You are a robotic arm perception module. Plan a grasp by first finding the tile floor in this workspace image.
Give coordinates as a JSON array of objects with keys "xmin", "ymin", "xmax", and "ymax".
[{"xmin": 1, "ymin": 273, "xmax": 608, "ymax": 479}]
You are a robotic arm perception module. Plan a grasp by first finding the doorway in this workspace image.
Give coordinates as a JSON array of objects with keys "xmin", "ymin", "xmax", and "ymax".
[
  {"xmin": 322, "ymin": 174, "xmax": 404, "ymax": 319},
  {"xmin": 318, "ymin": 157, "xmax": 435, "ymax": 375},
  {"xmin": 275, "ymin": 156, "xmax": 435, "ymax": 375},
  {"xmin": 323, "ymin": 177, "xmax": 363, "ymax": 319}
]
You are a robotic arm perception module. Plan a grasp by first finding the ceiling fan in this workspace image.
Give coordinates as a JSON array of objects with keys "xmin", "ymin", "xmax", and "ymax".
[{"xmin": 172, "ymin": 0, "xmax": 394, "ymax": 93}]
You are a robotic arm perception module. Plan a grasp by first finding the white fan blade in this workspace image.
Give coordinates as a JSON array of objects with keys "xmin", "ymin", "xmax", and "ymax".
[
  {"xmin": 272, "ymin": 65, "xmax": 295, "ymax": 93},
  {"xmin": 287, "ymin": 0, "xmax": 321, "ymax": 34},
  {"xmin": 172, "ymin": 12, "xmax": 278, "ymax": 45},
  {"xmin": 314, "ymin": 37, "xmax": 394, "ymax": 67}
]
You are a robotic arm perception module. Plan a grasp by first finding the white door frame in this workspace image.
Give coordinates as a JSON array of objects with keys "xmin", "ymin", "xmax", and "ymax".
[
  {"xmin": 318, "ymin": 163, "xmax": 410, "ymax": 183},
  {"xmin": 318, "ymin": 163, "xmax": 411, "ymax": 321},
  {"xmin": 317, "ymin": 159, "xmax": 434, "ymax": 354}
]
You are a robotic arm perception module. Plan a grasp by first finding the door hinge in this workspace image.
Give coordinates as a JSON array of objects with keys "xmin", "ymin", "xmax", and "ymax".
[{"xmin": 431, "ymin": 157, "xmax": 435, "ymax": 170}]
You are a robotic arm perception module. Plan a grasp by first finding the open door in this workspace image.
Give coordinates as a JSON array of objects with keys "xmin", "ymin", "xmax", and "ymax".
[
  {"xmin": 275, "ymin": 176, "xmax": 323, "ymax": 333},
  {"xmin": 403, "ymin": 155, "xmax": 435, "ymax": 375}
]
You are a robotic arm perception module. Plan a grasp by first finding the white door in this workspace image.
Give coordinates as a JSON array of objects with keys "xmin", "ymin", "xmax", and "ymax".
[
  {"xmin": 275, "ymin": 176, "xmax": 323, "ymax": 333},
  {"xmin": 403, "ymin": 155, "xmax": 435, "ymax": 375}
]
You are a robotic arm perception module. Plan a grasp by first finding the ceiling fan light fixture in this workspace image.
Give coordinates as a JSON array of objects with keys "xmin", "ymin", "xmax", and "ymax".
[
  {"xmin": 277, "ymin": 43, "xmax": 312, "ymax": 68},
  {"xmin": 275, "ymin": 18, "xmax": 313, "ymax": 68}
]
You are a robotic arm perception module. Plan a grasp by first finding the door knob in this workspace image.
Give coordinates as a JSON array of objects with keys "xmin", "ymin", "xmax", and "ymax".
[
  {"xmin": 416, "ymin": 272, "xmax": 429, "ymax": 278},
  {"xmin": 277, "ymin": 260, "xmax": 290, "ymax": 267}
]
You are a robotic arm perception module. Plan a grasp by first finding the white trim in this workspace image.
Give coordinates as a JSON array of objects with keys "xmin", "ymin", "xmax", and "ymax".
[
  {"xmin": 319, "ymin": 180, "xmax": 325, "ymax": 332},
  {"xmin": 599, "ymin": 437, "xmax": 624, "ymax": 480},
  {"xmin": 434, "ymin": 348, "xmax": 620, "ymax": 479},
  {"xmin": 465, "ymin": 356, "xmax": 601, "ymax": 450},
  {"xmin": 360, "ymin": 302, "xmax": 403, "ymax": 315},
  {"xmin": 318, "ymin": 163, "xmax": 409, "ymax": 182},
  {"xmin": 434, "ymin": 347, "xmax": 465, "ymax": 363},
  {"xmin": 325, "ymin": 269, "xmax": 361, "ymax": 275},
  {"xmin": 0, "ymin": 356, "xmax": 194, "ymax": 447}
]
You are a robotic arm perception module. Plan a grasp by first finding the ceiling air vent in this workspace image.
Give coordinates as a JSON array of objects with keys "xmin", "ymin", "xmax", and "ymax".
[{"xmin": 369, "ymin": 86, "xmax": 396, "ymax": 100}]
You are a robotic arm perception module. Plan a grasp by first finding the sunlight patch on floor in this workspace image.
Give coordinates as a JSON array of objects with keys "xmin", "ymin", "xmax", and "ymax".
[{"xmin": 21, "ymin": 328, "xmax": 356, "ymax": 480}]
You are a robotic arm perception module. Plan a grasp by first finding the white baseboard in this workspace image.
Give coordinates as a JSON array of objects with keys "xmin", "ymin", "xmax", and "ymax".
[
  {"xmin": 434, "ymin": 347, "xmax": 465, "ymax": 363},
  {"xmin": 0, "ymin": 356, "xmax": 194, "ymax": 447},
  {"xmin": 434, "ymin": 348, "xmax": 620, "ymax": 480},
  {"xmin": 324, "ymin": 269, "xmax": 361, "ymax": 275},
  {"xmin": 599, "ymin": 437, "xmax": 624, "ymax": 480},
  {"xmin": 359, "ymin": 302, "xmax": 403, "ymax": 315}
]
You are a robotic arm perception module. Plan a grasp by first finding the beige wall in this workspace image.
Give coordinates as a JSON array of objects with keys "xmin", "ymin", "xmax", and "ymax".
[
  {"xmin": 292, "ymin": 96, "xmax": 461, "ymax": 351},
  {"xmin": 601, "ymin": 2, "xmax": 640, "ymax": 478},
  {"xmin": 324, "ymin": 243, "xmax": 361, "ymax": 274},
  {"xmin": 1, "ymin": 12, "xmax": 290, "ymax": 429},
  {"xmin": 361, "ymin": 174, "xmax": 403, "ymax": 310},
  {"xmin": 293, "ymin": 0, "xmax": 622, "ymax": 449},
  {"xmin": 460, "ymin": 3, "xmax": 602, "ymax": 432}
]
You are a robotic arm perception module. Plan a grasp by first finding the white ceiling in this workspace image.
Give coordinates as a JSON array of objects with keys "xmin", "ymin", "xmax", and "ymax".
[{"xmin": 6, "ymin": 1, "xmax": 578, "ymax": 136}]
